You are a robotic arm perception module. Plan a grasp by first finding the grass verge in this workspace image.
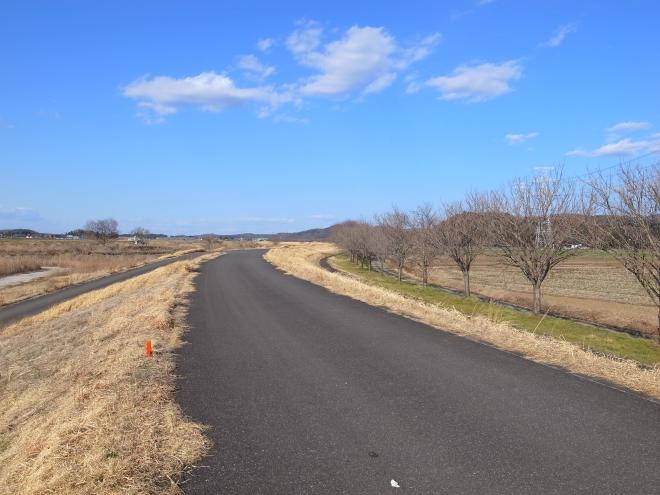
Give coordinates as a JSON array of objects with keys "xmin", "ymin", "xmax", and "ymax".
[
  {"xmin": 0, "ymin": 252, "xmax": 218, "ymax": 494},
  {"xmin": 0, "ymin": 247, "xmax": 204, "ymax": 308},
  {"xmin": 331, "ymin": 255, "xmax": 660, "ymax": 366},
  {"xmin": 265, "ymin": 243, "xmax": 660, "ymax": 400}
]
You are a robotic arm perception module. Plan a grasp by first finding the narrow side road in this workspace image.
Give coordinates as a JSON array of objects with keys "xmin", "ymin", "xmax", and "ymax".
[
  {"xmin": 177, "ymin": 250, "xmax": 659, "ymax": 494},
  {"xmin": 0, "ymin": 251, "xmax": 203, "ymax": 326}
]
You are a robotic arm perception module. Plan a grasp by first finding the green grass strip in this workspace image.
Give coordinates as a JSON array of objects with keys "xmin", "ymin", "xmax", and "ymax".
[{"xmin": 330, "ymin": 254, "xmax": 660, "ymax": 366}]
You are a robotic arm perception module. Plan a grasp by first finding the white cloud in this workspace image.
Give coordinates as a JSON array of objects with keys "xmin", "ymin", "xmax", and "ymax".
[
  {"xmin": 567, "ymin": 123, "xmax": 659, "ymax": 157},
  {"xmin": 398, "ymin": 33, "xmax": 442, "ymax": 67},
  {"xmin": 237, "ymin": 54, "xmax": 275, "ymax": 80},
  {"xmin": 286, "ymin": 21, "xmax": 324, "ymax": 59},
  {"xmin": 404, "ymin": 73, "xmax": 422, "ymax": 94},
  {"xmin": 541, "ymin": 23, "xmax": 576, "ymax": 48},
  {"xmin": 123, "ymin": 72, "xmax": 288, "ymax": 121},
  {"xmin": 606, "ymin": 121, "xmax": 651, "ymax": 133},
  {"xmin": 567, "ymin": 137, "xmax": 660, "ymax": 157},
  {"xmin": 425, "ymin": 60, "xmax": 522, "ymax": 102},
  {"xmin": 288, "ymin": 23, "xmax": 440, "ymax": 97},
  {"xmin": 123, "ymin": 22, "xmax": 442, "ymax": 122},
  {"xmin": 505, "ymin": 132, "xmax": 538, "ymax": 144},
  {"xmin": 257, "ymin": 38, "xmax": 274, "ymax": 52}
]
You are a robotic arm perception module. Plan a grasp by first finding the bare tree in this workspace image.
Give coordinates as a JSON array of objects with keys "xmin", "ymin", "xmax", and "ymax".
[
  {"xmin": 410, "ymin": 203, "xmax": 440, "ymax": 285},
  {"xmin": 130, "ymin": 227, "xmax": 151, "ymax": 246},
  {"xmin": 201, "ymin": 234, "xmax": 218, "ymax": 251},
  {"xmin": 588, "ymin": 162, "xmax": 660, "ymax": 339},
  {"xmin": 377, "ymin": 207, "xmax": 413, "ymax": 282},
  {"xmin": 369, "ymin": 221, "xmax": 389, "ymax": 275},
  {"xmin": 355, "ymin": 221, "xmax": 377, "ymax": 270},
  {"xmin": 331, "ymin": 221, "xmax": 362, "ymax": 263},
  {"xmin": 84, "ymin": 218, "xmax": 119, "ymax": 244},
  {"xmin": 486, "ymin": 168, "xmax": 581, "ymax": 314},
  {"xmin": 434, "ymin": 198, "xmax": 485, "ymax": 296}
]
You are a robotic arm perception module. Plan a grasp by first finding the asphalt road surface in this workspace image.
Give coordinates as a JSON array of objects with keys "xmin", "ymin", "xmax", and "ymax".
[
  {"xmin": 177, "ymin": 250, "xmax": 659, "ymax": 494},
  {"xmin": 0, "ymin": 251, "xmax": 203, "ymax": 326}
]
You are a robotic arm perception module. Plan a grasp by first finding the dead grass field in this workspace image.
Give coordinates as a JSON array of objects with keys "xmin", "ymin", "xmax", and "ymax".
[
  {"xmin": 265, "ymin": 243, "xmax": 660, "ymax": 400},
  {"xmin": 0, "ymin": 252, "xmax": 219, "ymax": 494},
  {"xmin": 422, "ymin": 254, "xmax": 657, "ymax": 336},
  {"xmin": 0, "ymin": 257, "xmax": 42, "ymax": 278},
  {"xmin": 0, "ymin": 239, "xmax": 204, "ymax": 307}
]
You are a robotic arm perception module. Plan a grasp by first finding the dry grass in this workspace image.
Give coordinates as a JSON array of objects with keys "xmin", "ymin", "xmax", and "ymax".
[
  {"xmin": 265, "ymin": 243, "xmax": 660, "ymax": 400},
  {"xmin": 0, "ymin": 257, "xmax": 43, "ymax": 277},
  {"xmin": 0, "ymin": 252, "xmax": 219, "ymax": 494},
  {"xmin": 0, "ymin": 239, "xmax": 204, "ymax": 307}
]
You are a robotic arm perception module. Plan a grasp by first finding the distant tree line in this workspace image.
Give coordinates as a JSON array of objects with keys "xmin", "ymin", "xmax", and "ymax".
[
  {"xmin": 332, "ymin": 162, "xmax": 660, "ymax": 340},
  {"xmin": 81, "ymin": 219, "xmax": 155, "ymax": 246}
]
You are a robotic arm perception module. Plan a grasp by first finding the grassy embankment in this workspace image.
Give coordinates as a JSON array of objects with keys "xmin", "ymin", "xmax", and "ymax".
[
  {"xmin": 0, "ymin": 252, "xmax": 219, "ymax": 494},
  {"xmin": 265, "ymin": 243, "xmax": 660, "ymax": 400},
  {"xmin": 331, "ymin": 254, "xmax": 660, "ymax": 366}
]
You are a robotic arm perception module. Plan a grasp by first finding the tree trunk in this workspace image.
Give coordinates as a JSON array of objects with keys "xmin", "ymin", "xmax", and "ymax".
[
  {"xmin": 422, "ymin": 265, "xmax": 428, "ymax": 286},
  {"xmin": 398, "ymin": 265, "xmax": 403, "ymax": 282},
  {"xmin": 462, "ymin": 270, "xmax": 471, "ymax": 297},
  {"xmin": 533, "ymin": 282, "xmax": 542, "ymax": 314},
  {"xmin": 657, "ymin": 305, "xmax": 660, "ymax": 342}
]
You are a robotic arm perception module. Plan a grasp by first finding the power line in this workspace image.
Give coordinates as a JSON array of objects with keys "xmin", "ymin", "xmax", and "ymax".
[{"xmin": 566, "ymin": 149, "xmax": 660, "ymax": 182}]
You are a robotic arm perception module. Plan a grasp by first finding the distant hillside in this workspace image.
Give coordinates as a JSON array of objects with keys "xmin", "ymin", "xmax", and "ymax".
[
  {"xmin": 1, "ymin": 225, "xmax": 336, "ymax": 241},
  {"xmin": 224, "ymin": 226, "xmax": 334, "ymax": 242},
  {"xmin": 0, "ymin": 229, "xmax": 46, "ymax": 238},
  {"xmin": 271, "ymin": 227, "xmax": 333, "ymax": 241}
]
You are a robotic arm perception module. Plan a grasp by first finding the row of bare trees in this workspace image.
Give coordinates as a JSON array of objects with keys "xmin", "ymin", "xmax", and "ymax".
[{"xmin": 331, "ymin": 163, "xmax": 660, "ymax": 339}]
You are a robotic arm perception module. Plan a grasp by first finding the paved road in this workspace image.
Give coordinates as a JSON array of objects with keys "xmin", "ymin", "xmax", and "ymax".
[
  {"xmin": 177, "ymin": 250, "xmax": 659, "ymax": 494},
  {"xmin": 0, "ymin": 251, "xmax": 203, "ymax": 326}
]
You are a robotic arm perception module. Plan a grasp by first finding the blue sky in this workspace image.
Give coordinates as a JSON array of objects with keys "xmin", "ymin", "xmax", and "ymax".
[{"xmin": 2, "ymin": 0, "xmax": 659, "ymax": 234}]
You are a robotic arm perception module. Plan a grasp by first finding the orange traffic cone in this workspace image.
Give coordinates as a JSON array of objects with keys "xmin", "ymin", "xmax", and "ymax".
[{"xmin": 146, "ymin": 340, "xmax": 153, "ymax": 357}]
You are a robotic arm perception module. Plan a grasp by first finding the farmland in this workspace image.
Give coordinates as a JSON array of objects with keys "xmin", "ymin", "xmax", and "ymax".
[
  {"xmin": 416, "ymin": 252, "xmax": 657, "ymax": 337},
  {"xmin": 0, "ymin": 238, "xmax": 203, "ymax": 306}
]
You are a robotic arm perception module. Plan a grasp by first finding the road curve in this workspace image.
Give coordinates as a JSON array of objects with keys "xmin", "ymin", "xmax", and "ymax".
[
  {"xmin": 0, "ymin": 251, "xmax": 203, "ymax": 326},
  {"xmin": 176, "ymin": 250, "xmax": 659, "ymax": 494}
]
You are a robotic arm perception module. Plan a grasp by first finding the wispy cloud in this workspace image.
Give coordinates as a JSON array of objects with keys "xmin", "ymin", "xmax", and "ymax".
[
  {"xmin": 505, "ymin": 132, "xmax": 538, "ymax": 144},
  {"xmin": 237, "ymin": 54, "xmax": 276, "ymax": 80},
  {"xmin": 567, "ymin": 122, "xmax": 658, "ymax": 157},
  {"xmin": 541, "ymin": 23, "xmax": 576, "ymax": 48},
  {"xmin": 567, "ymin": 136, "xmax": 660, "ymax": 157},
  {"xmin": 425, "ymin": 60, "xmax": 523, "ymax": 102},
  {"xmin": 256, "ymin": 38, "xmax": 274, "ymax": 52},
  {"xmin": 606, "ymin": 121, "xmax": 651, "ymax": 133},
  {"xmin": 451, "ymin": 0, "xmax": 496, "ymax": 22}
]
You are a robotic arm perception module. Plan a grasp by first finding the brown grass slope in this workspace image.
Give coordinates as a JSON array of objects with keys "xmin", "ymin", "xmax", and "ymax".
[
  {"xmin": 0, "ymin": 253, "xmax": 218, "ymax": 494},
  {"xmin": 265, "ymin": 243, "xmax": 660, "ymax": 400}
]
